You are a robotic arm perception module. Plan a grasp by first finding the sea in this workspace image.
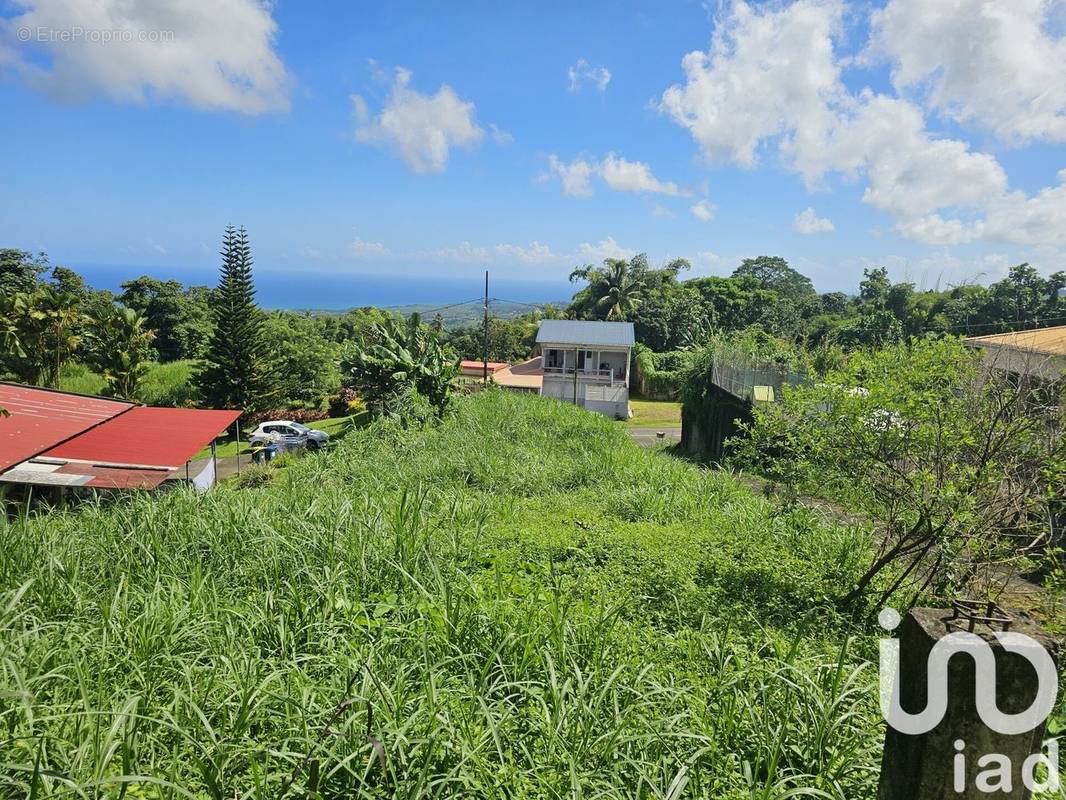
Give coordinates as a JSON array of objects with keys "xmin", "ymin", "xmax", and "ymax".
[{"xmin": 71, "ymin": 264, "xmax": 572, "ymax": 312}]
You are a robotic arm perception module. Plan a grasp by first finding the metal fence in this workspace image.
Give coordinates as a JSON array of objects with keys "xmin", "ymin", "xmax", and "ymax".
[{"xmin": 709, "ymin": 357, "xmax": 808, "ymax": 402}]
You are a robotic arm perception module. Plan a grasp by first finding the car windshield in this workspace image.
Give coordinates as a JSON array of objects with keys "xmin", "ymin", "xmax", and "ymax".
[{"xmin": 291, "ymin": 423, "xmax": 311, "ymax": 433}]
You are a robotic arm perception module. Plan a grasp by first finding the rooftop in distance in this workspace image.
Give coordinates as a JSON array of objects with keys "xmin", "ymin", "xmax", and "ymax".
[
  {"xmin": 535, "ymin": 320, "xmax": 635, "ymax": 348},
  {"xmin": 965, "ymin": 325, "xmax": 1066, "ymax": 357}
]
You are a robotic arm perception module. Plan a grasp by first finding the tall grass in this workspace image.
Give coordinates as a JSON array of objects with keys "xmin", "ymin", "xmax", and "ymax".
[
  {"xmin": 136, "ymin": 360, "xmax": 199, "ymax": 407},
  {"xmin": 0, "ymin": 390, "xmax": 883, "ymax": 798},
  {"xmin": 58, "ymin": 362, "xmax": 107, "ymax": 396}
]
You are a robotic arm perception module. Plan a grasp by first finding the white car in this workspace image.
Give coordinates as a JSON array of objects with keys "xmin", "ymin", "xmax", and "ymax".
[{"xmin": 248, "ymin": 421, "xmax": 329, "ymax": 451}]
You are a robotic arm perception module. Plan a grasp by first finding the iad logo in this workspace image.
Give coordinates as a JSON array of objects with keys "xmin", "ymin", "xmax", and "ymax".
[{"xmin": 878, "ymin": 608, "xmax": 1061, "ymax": 794}]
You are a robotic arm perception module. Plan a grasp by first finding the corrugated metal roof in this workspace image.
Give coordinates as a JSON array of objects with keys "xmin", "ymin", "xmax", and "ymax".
[
  {"xmin": 493, "ymin": 356, "xmax": 544, "ymax": 390},
  {"xmin": 536, "ymin": 320, "xmax": 635, "ymax": 347},
  {"xmin": 45, "ymin": 406, "xmax": 241, "ymax": 469},
  {"xmin": 0, "ymin": 458, "xmax": 173, "ymax": 489},
  {"xmin": 460, "ymin": 360, "xmax": 508, "ymax": 374},
  {"xmin": 0, "ymin": 383, "xmax": 132, "ymax": 471}
]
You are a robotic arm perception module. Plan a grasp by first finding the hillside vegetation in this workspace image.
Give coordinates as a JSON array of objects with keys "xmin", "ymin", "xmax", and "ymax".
[{"xmin": 1, "ymin": 391, "xmax": 883, "ymax": 798}]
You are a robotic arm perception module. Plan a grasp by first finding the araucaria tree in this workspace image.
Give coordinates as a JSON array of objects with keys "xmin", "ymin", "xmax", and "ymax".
[{"xmin": 196, "ymin": 226, "xmax": 273, "ymax": 412}]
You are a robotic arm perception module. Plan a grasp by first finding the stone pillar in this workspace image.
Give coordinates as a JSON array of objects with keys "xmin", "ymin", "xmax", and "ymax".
[{"xmin": 879, "ymin": 607, "xmax": 1059, "ymax": 799}]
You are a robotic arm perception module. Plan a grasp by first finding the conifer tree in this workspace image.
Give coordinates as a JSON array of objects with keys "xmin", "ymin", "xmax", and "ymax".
[{"xmin": 196, "ymin": 226, "xmax": 273, "ymax": 411}]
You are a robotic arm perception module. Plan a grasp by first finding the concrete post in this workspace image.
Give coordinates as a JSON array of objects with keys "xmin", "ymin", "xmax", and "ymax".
[{"xmin": 879, "ymin": 607, "xmax": 1059, "ymax": 799}]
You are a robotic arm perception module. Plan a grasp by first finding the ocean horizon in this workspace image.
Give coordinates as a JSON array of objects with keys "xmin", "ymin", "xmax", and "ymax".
[{"xmin": 70, "ymin": 264, "xmax": 573, "ymax": 311}]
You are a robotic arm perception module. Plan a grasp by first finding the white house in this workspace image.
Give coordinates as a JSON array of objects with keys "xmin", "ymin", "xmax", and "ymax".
[{"xmin": 536, "ymin": 320, "xmax": 634, "ymax": 418}]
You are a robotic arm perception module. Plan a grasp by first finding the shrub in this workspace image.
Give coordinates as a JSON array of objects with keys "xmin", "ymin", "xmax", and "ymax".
[
  {"xmin": 246, "ymin": 407, "xmax": 329, "ymax": 427},
  {"xmin": 328, "ymin": 387, "xmax": 358, "ymax": 417},
  {"xmin": 136, "ymin": 360, "xmax": 200, "ymax": 406}
]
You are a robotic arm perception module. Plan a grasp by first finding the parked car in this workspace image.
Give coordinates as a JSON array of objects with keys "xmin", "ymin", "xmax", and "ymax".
[{"xmin": 248, "ymin": 421, "xmax": 329, "ymax": 451}]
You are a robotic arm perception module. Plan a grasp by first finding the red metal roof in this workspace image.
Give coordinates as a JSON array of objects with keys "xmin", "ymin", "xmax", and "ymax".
[
  {"xmin": 0, "ymin": 383, "xmax": 132, "ymax": 471},
  {"xmin": 460, "ymin": 360, "xmax": 508, "ymax": 374},
  {"xmin": 57, "ymin": 463, "xmax": 174, "ymax": 490},
  {"xmin": 45, "ymin": 406, "xmax": 241, "ymax": 469},
  {"xmin": 0, "ymin": 458, "xmax": 174, "ymax": 489}
]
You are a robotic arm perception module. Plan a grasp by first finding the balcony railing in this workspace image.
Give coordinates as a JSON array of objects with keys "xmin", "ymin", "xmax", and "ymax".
[{"xmin": 543, "ymin": 366, "xmax": 627, "ymax": 383}]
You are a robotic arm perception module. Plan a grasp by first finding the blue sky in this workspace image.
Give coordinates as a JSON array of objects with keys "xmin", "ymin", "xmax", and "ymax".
[{"xmin": 1, "ymin": 0, "xmax": 1065, "ymax": 296}]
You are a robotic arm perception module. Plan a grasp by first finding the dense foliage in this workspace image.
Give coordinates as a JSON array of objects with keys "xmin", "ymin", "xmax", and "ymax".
[
  {"xmin": 0, "ymin": 390, "xmax": 886, "ymax": 798},
  {"xmin": 566, "ymin": 255, "xmax": 1066, "ymax": 351},
  {"xmin": 83, "ymin": 305, "xmax": 156, "ymax": 400},
  {"xmin": 735, "ymin": 338, "xmax": 1066, "ymax": 611},
  {"xmin": 342, "ymin": 313, "xmax": 460, "ymax": 419}
]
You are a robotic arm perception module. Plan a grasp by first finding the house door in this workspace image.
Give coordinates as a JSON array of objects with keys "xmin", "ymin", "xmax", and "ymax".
[{"xmin": 576, "ymin": 349, "xmax": 594, "ymax": 372}]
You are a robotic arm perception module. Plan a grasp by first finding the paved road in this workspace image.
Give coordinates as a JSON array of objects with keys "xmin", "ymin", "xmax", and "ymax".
[{"xmin": 627, "ymin": 426, "xmax": 681, "ymax": 447}]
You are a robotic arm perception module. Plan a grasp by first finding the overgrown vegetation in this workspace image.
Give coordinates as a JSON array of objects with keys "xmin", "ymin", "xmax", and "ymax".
[
  {"xmin": 735, "ymin": 338, "xmax": 1066, "ymax": 612},
  {"xmin": 0, "ymin": 391, "xmax": 888, "ymax": 798}
]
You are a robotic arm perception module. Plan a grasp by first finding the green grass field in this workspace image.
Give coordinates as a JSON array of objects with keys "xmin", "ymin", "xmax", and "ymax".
[
  {"xmin": 625, "ymin": 397, "xmax": 682, "ymax": 428},
  {"xmin": 1, "ymin": 391, "xmax": 886, "ymax": 798}
]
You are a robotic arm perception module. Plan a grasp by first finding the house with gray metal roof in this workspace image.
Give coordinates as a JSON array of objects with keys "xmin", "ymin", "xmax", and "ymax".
[{"xmin": 535, "ymin": 320, "xmax": 634, "ymax": 418}]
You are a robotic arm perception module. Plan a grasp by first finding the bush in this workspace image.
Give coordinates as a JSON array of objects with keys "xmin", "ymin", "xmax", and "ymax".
[
  {"xmin": 328, "ymin": 387, "xmax": 358, "ymax": 417},
  {"xmin": 136, "ymin": 360, "xmax": 199, "ymax": 406},
  {"xmin": 246, "ymin": 407, "xmax": 329, "ymax": 427},
  {"xmin": 632, "ymin": 344, "xmax": 690, "ymax": 399}
]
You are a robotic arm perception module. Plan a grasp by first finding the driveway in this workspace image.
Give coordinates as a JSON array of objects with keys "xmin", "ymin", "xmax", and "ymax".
[
  {"xmin": 627, "ymin": 426, "xmax": 681, "ymax": 447},
  {"xmin": 187, "ymin": 453, "xmax": 253, "ymax": 482}
]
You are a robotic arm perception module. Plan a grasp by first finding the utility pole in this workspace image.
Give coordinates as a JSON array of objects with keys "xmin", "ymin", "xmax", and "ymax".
[{"xmin": 482, "ymin": 270, "xmax": 489, "ymax": 383}]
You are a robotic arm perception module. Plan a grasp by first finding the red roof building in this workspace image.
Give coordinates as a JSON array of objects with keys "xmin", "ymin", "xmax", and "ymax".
[
  {"xmin": 459, "ymin": 359, "xmax": 509, "ymax": 377},
  {"xmin": 0, "ymin": 383, "xmax": 240, "ymax": 491}
]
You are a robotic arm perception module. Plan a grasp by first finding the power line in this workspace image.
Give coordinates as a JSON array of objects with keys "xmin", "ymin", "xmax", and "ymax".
[{"xmin": 404, "ymin": 296, "xmax": 485, "ymax": 316}]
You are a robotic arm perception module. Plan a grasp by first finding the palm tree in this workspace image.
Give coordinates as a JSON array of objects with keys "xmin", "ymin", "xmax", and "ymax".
[
  {"xmin": 568, "ymin": 257, "xmax": 648, "ymax": 321},
  {"xmin": 86, "ymin": 306, "xmax": 156, "ymax": 400},
  {"xmin": 592, "ymin": 259, "xmax": 645, "ymax": 320},
  {"xmin": 1, "ymin": 286, "xmax": 84, "ymax": 387}
]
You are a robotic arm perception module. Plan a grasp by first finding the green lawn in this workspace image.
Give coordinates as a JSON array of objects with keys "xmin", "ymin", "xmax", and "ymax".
[
  {"xmin": 624, "ymin": 396, "xmax": 682, "ymax": 427},
  {"xmin": 194, "ymin": 413, "xmax": 366, "ymax": 459},
  {"xmin": 0, "ymin": 392, "xmax": 885, "ymax": 798}
]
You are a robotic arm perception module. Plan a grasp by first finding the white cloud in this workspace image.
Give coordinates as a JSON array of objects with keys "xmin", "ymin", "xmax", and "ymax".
[
  {"xmin": 350, "ymin": 237, "xmax": 390, "ymax": 257},
  {"xmin": 545, "ymin": 153, "xmax": 684, "ymax": 197},
  {"xmin": 599, "ymin": 153, "xmax": 685, "ymax": 195},
  {"xmin": 793, "ymin": 207, "xmax": 834, "ymax": 234},
  {"xmin": 2, "ymin": 0, "xmax": 290, "ymax": 113},
  {"xmin": 577, "ymin": 237, "xmax": 636, "ymax": 262},
  {"xmin": 494, "ymin": 241, "xmax": 559, "ymax": 264},
  {"xmin": 489, "ymin": 123, "xmax": 514, "ymax": 145},
  {"xmin": 427, "ymin": 241, "xmax": 490, "ymax": 262},
  {"xmin": 659, "ymin": 0, "xmax": 846, "ymax": 168},
  {"xmin": 568, "ymin": 58, "xmax": 611, "ymax": 92},
  {"xmin": 651, "ymin": 204, "xmax": 675, "ymax": 218},
  {"xmin": 546, "ymin": 155, "xmax": 595, "ymax": 197},
  {"xmin": 696, "ymin": 250, "xmax": 728, "ymax": 269},
  {"xmin": 894, "ymin": 215, "xmax": 977, "ymax": 246},
  {"xmin": 657, "ymin": 0, "xmax": 1066, "ymax": 246},
  {"xmin": 353, "ymin": 67, "xmax": 484, "ymax": 173},
  {"xmin": 867, "ymin": 0, "xmax": 1066, "ymax": 146},
  {"xmin": 691, "ymin": 199, "xmax": 717, "ymax": 222},
  {"xmin": 981, "ymin": 171, "xmax": 1066, "ymax": 246}
]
